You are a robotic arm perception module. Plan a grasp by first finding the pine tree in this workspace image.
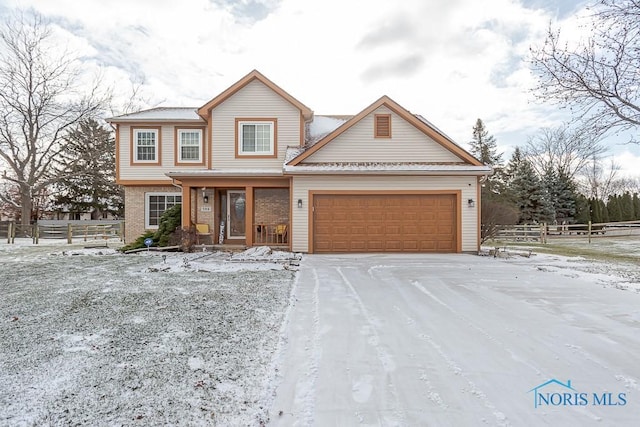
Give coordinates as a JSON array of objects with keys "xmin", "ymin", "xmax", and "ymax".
[
  {"xmin": 600, "ymin": 199, "xmax": 609, "ymax": 223},
  {"xmin": 633, "ymin": 193, "xmax": 640, "ymax": 220},
  {"xmin": 506, "ymin": 149, "xmax": 555, "ymax": 223},
  {"xmin": 542, "ymin": 167, "xmax": 577, "ymax": 223},
  {"xmin": 574, "ymin": 195, "xmax": 591, "ymax": 224},
  {"xmin": 589, "ymin": 198, "xmax": 602, "ymax": 223},
  {"xmin": 52, "ymin": 119, "xmax": 124, "ymax": 219},
  {"xmin": 607, "ymin": 195, "xmax": 622, "ymax": 222},
  {"xmin": 470, "ymin": 119, "xmax": 502, "ymax": 166},
  {"xmin": 469, "ymin": 119, "xmax": 505, "ymax": 199},
  {"xmin": 620, "ymin": 192, "xmax": 634, "ymax": 221}
]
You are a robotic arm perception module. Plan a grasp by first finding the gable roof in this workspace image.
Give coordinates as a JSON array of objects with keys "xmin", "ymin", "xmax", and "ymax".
[
  {"xmin": 197, "ymin": 69, "xmax": 314, "ymax": 121},
  {"xmin": 287, "ymin": 95, "xmax": 482, "ymax": 167}
]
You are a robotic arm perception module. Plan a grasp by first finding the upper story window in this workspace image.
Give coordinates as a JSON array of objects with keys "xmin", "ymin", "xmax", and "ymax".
[
  {"xmin": 236, "ymin": 118, "xmax": 277, "ymax": 157},
  {"xmin": 131, "ymin": 127, "xmax": 161, "ymax": 165},
  {"xmin": 176, "ymin": 128, "xmax": 204, "ymax": 164},
  {"xmin": 374, "ymin": 114, "xmax": 391, "ymax": 138}
]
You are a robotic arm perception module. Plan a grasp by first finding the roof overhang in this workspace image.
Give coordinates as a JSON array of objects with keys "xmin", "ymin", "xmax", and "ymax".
[
  {"xmin": 165, "ymin": 168, "xmax": 285, "ymax": 179},
  {"xmin": 283, "ymin": 164, "xmax": 493, "ymax": 176}
]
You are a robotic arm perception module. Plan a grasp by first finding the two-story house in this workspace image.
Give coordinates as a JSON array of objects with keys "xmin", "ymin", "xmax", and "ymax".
[{"xmin": 108, "ymin": 70, "xmax": 491, "ymax": 253}]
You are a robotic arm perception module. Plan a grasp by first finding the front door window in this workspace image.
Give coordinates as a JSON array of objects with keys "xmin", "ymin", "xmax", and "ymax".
[{"xmin": 227, "ymin": 190, "xmax": 246, "ymax": 238}]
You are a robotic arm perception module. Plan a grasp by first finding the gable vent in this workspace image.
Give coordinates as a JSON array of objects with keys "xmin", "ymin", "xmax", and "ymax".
[{"xmin": 375, "ymin": 114, "xmax": 391, "ymax": 138}]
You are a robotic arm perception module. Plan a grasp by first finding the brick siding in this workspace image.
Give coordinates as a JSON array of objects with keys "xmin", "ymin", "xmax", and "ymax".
[
  {"xmin": 124, "ymin": 186, "xmax": 180, "ymax": 243},
  {"xmin": 254, "ymin": 188, "xmax": 289, "ymax": 226}
]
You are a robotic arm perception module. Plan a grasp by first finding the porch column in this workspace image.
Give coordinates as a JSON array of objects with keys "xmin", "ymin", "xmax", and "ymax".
[
  {"xmin": 245, "ymin": 186, "xmax": 253, "ymax": 247},
  {"xmin": 182, "ymin": 185, "xmax": 191, "ymax": 229}
]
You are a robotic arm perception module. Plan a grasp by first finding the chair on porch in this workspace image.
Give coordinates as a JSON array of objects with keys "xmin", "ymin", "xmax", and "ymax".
[
  {"xmin": 195, "ymin": 223, "xmax": 213, "ymax": 245},
  {"xmin": 274, "ymin": 224, "xmax": 288, "ymax": 244}
]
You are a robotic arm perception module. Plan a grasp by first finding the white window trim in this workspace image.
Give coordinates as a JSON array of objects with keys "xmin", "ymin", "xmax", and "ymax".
[
  {"xmin": 237, "ymin": 120, "xmax": 275, "ymax": 156},
  {"xmin": 177, "ymin": 129, "xmax": 203, "ymax": 163},
  {"xmin": 145, "ymin": 192, "xmax": 181, "ymax": 229},
  {"xmin": 133, "ymin": 129, "xmax": 159, "ymax": 163}
]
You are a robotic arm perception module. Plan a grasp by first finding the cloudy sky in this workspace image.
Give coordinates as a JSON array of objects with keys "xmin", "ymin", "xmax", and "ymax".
[{"xmin": 1, "ymin": 0, "xmax": 639, "ymax": 176}]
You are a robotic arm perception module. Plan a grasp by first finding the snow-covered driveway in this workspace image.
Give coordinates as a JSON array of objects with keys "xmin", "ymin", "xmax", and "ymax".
[{"xmin": 270, "ymin": 253, "xmax": 640, "ymax": 426}]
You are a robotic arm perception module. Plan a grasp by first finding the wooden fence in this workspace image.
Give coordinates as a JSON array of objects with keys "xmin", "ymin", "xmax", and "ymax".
[
  {"xmin": 492, "ymin": 220, "xmax": 640, "ymax": 243},
  {"xmin": 2, "ymin": 220, "xmax": 124, "ymax": 244}
]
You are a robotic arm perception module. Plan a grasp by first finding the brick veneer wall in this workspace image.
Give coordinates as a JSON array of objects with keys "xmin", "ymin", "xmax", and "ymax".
[
  {"xmin": 124, "ymin": 186, "xmax": 180, "ymax": 243},
  {"xmin": 254, "ymin": 188, "xmax": 289, "ymax": 226}
]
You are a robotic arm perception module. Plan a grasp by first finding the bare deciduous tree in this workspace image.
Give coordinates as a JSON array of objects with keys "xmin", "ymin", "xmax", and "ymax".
[
  {"xmin": 530, "ymin": 0, "xmax": 640, "ymax": 139},
  {"xmin": 582, "ymin": 155, "xmax": 620, "ymax": 199},
  {"xmin": 0, "ymin": 11, "xmax": 109, "ymax": 224},
  {"xmin": 525, "ymin": 125, "xmax": 607, "ymax": 180}
]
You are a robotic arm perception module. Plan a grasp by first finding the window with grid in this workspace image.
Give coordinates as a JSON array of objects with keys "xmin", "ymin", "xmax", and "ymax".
[
  {"xmin": 134, "ymin": 130, "xmax": 158, "ymax": 162},
  {"xmin": 146, "ymin": 193, "xmax": 181, "ymax": 228},
  {"xmin": 238, "ymin": 121, "xmax": 274, "ymax": 155},
  {"xmin": 178, "ymin": 130, "xmax": 202, "ymax": 162}
]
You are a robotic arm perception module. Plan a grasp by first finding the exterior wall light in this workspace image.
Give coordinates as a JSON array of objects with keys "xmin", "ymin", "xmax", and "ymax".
[
  {"xmin": 297, "ymin": 199, "xmax": 303, "ymax": 208},
  {"xmin": 468, "ymin": 198, "xmax": 475, "ymax": 207},
  {"xmin": 202, "ymin": 187, "xmax": 209, "ymax": 204}
]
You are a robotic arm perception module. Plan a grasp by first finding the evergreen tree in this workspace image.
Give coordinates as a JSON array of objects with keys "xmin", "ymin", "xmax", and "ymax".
[
  {"xmin": 506, "ymin": 149, "xmax": 555, "ymax": 223},
  {"xmin": 589, "ymin": 198, "xmax": 602, "ymax": 223},
  {"xmin": 620, "ymin": 192, "xmax": 634, "ymax": 221},
  {"xmin": 633, "ymin": 193, "xmax": 640, "ymax": 220},
  {"xmin": 574, "ymin": 195, "xmax": 591, "ymax": 224},
  {"xmin": 470, "ymin": 119, "xmax": 502, "ymax": 166},
  {"xmin": 607, "ymin": 195, "xmax": 622, "ymax": 222},
  {"xmin": 600, "ymin": 199, "xmax": 610, "ymax": 223},
  {"xmin": 469, "ymin": 119, "xmax": 506, "ymax": 199},
  {"xmin": 542, "ymin": 167, "xmax": 577, "ymax": 223},
  {"xmin": 52, "ymin": 119, "xmax": 124, "ymax": 219}
]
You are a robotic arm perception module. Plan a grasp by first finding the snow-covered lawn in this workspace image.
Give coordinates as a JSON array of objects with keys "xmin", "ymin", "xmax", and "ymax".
[
  {"xmin": 0, "ymin": 242, "xmax": 297, "ymax": 426},
  {"xmin": 2, "ymin": 238, "xmax": 639, "ymax": 426}
]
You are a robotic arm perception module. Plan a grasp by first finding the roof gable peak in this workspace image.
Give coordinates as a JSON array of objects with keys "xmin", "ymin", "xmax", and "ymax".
[
  {"xmin": 288, "ymin": 96, "xmax": 482, "ymax": 166},
  {"xmin": 197, "ymin": 69, "xmax": 313, "ymax": 120}
]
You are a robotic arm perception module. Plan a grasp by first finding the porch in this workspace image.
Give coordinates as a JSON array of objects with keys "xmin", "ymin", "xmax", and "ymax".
[{"xmin": 175, "ymin": 176, "xmax": 291, "ymax": 249}]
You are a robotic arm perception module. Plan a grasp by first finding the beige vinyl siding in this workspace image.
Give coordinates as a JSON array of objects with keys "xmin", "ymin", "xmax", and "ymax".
[
  {"xmin": 211, "ymin": 80, "xmax": 301, "ymax": 168},
  {"xmin": 119, "ymin": 124, "xmax": 206, "ymax": 181},
  {"xmin": 291, "ymin": 175, "xmax": 478, "ymax": 252},
  {"xmin": 304, "ymin": 106, "xmax": 461, "ymax": 164}
]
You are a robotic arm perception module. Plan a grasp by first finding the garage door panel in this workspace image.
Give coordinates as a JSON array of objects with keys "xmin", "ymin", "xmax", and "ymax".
[{"xmin": 313, "ymin": 194, "xmax": 456, "ymax": 253}]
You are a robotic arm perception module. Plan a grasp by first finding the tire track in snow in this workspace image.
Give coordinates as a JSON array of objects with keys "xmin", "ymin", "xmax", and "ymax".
[
  {"xmin": 456, "ymin": 283, "xmax": 640, "ymax": 392},
  {"xmin": 292, "ymin": 267, "xmax": 321, "ymax": 425},
  {"xmin": 409, "ymin": 280, "xmax": 605, "ymax": 425},
  {"xmin": 411, "ymin": 280, "xmax": 543, "ymax": 377},
  {"xmin": 336, "ymin": 267, "xmax": 407, "ymax": 424},
  {"xmin": 387, "ymin": 283, "xmax": 510, "ymax": 426}
]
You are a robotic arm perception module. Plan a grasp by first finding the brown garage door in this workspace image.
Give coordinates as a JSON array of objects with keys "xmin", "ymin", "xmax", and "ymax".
[{"xmin": 313, "ymin": 194, "xmax": 457, "ymax": 253}]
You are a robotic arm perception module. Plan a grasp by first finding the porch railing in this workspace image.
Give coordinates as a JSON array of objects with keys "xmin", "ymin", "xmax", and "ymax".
[{"xmin": 254, "ymin": 223, "xmax": 288, "ymax": 245}]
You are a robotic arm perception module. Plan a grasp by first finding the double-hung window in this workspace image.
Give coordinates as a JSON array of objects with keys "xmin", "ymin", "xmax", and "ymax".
[
  {"xmin": 236, "ymin": 119, "xmax": 276, "ymax": 156},
  {"xmin": 132, "ymin": 127, "xmax": 161, "ymax": 164},
  {"xmin": 145, "ymin": 193, "xmax": 182, "ymax": 228},
  {"xmin": 176, "ymin": 128, "xmax": 203, "ymax": 164}
]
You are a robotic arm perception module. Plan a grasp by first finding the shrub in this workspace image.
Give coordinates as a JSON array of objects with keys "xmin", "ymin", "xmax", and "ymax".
[{"xmin": 120, "ymin": 205, "xmax": 182, "ymax": 252}]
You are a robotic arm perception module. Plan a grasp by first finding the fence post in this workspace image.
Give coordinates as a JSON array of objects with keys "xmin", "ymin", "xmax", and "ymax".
[
  {"xmin": 34, "ymin": 224, "xmax": 39, "ymax": 244},
  {"xmin": 67, "ymin": 223, "xmax": 73, "ymax": 244},
  {"xmin": 10, "ymin": 221, "xmax": 15, "ymax": 244},
  {"xmin": 6, "ymin": 221, "xmax": 11, "ymax": 244},
  {"xmin": 588, "ymin": 220, "xmax": 592, "ymax": 244}
]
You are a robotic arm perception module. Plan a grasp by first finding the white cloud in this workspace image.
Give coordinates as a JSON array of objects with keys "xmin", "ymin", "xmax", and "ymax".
[{"xmin": 3, "ymin": 0, "xmax": 639, "ymax": 175}]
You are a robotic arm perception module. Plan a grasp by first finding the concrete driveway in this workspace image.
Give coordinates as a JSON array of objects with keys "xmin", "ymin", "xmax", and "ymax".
[{"xmin": 269, "ymin": 254, "xmax": 640, "ymax": 426}]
